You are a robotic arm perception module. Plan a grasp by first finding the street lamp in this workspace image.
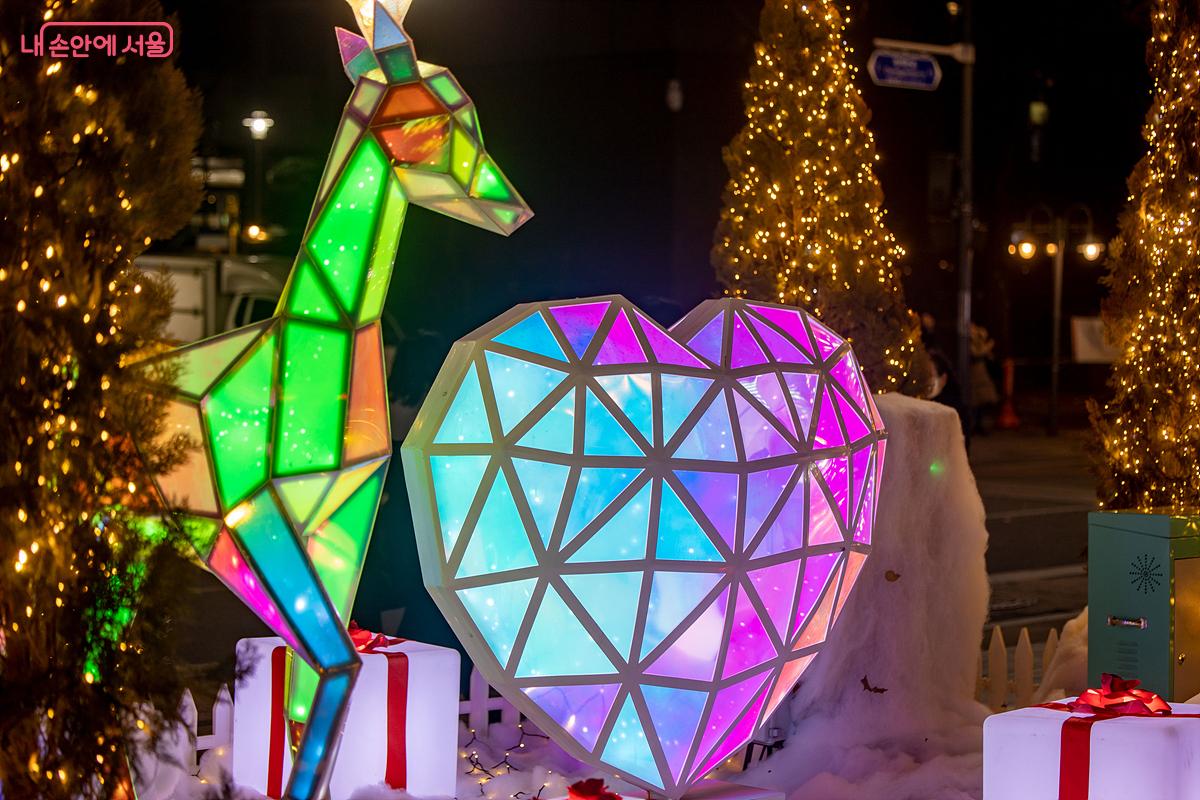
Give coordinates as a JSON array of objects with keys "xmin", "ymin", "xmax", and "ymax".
[
  {"xmin": 1008, "ymin": 203, "xmax": 1104, "ymax": 436},
  {"xmin": 241, "ymin": 110, "xmax": 274, "ymax": 231}
]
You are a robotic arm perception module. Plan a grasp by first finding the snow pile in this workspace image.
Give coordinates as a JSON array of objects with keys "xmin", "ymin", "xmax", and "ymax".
[
  {"xmin": 740, "ymin": 394, "xmax": 992, "ymax": 800},
  {"xmin": 1032, "ymin": 608, "xmax": 1088, "ymax": 704}
]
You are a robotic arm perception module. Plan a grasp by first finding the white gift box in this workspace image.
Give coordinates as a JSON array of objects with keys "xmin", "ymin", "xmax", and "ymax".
[
  {"xmin": 231, "ymin": 635, "xmax": 460, "ymax": 799},
  {"xmin": 983, "ymin": 698, "xmax": 1200, "ymax": 800}
]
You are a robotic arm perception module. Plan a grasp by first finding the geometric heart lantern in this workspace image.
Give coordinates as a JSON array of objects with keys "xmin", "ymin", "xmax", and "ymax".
[{"xmin": 402, "ymin": 296, "xmax": 886, "ymax": 798}]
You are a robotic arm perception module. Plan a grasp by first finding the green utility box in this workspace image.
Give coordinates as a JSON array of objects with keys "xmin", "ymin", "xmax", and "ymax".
[{"xmin": 1089, "ymin": 511, "xmax": 1200, "ymax": 701}]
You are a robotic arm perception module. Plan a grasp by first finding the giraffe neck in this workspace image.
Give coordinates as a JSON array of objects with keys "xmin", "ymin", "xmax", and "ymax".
[{"xmin": 279, "ymin": 123, "xmax": 408, "ymax": 326}]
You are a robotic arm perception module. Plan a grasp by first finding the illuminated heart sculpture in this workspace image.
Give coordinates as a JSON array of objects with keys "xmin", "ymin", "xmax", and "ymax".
[{"xmin": 403, "ymin": 297, "xmax": 885, "ymax": 797}]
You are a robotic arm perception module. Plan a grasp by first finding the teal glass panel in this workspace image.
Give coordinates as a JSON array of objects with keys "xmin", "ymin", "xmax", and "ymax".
[
  {"xmin": 308, "ymin": 137, "xmax": 390, "ymax": 315},
  {"xmin": 643, "ymin": 685, "xmax": 708, "ymax": 781},
  {"xmin": 430, "ymin": 455, "xmax": 490, "ymax": 552},
  {"xmin": 512, "ymin": 458, "xmax": 571, "ymax": 546},
  {"xmin": 584, "ymin": 389, "xmax": 641, "ymax": 457},
  {"xmin": 274, "ymin": 321, "xmax": 351, "ymax": 476},
  {"xmin": 744, "ymin": 465, "xmax": 797, "ymax": 544},
  {"xmin": 516, "ymin": 585, "xmax": 615, "ymax": 678},
  {"xmin": 596, "ymin": 374, "xmax": 653, "ymax": 446},
  {"xmin": 657, "ymin": 481, "xmax": 723, "ymax": 562},
  {"xmin": 357, "ymin": 173, "xmax": 407, "ymax": 324},
  {"xmin": 456, "ymin": 472, "xmax": 536, "ymax": 578},
  {"xmin": 562, "ymin": 467, "xmax": 642, "ymax": 549},
  {"xmin": 289, "ymin": 670, "xmax": 354, "ymax": 800},
  {"xmin": 661, "ymin": 375, "xmax": 714, "ymax": 445},
  {"xmin": 568, "ymin": 481, "xmax": 651, "ymax": 563},
  {"xmin": 563, "ymin": 571, "xmax": 643, "ymax": 659},
  {"xmin": 235, "ymin": 491, "xmax": 353, "ymax": 668},
  {"xmin": 674, "ymin": 393, "xmax": 736, "ymax": 462},
  {"xmin": 674, "ymin": 471, "xmax": 739, "ymax": 550},
  {"xmin": 206, "ymin": 331, "xmax": 277, "ymax": 508},
  {"xmin": 457, "ymin": 579, "xmax": 536, "ymax": 668},
  {"xmin": 686, "ymin": 312, "xmax": 726, "ymax": 365},
  {"xmin": 601, "ymin": 695, "xmax": 662, "ymax": 787},
  {"xmin": 524, "ymin": 684, "xmax": 620, "ymax": 752},
  {"xmin": 484, "ymin": 351, "xmax": 568, "ymax": 434},
  {"xmin": 640, "ymin": 571, "xmax": 722, "ymax": 659},
  {"xmin": 517, "ymin": 389, "xmax": 575, "ymax": 453},
  {"xmin": 434, "ymin": 363, "xmax": 492, "ymax": 445},
  {"xmin": 549, "ymin": 302, "xmax": 609, "ymax": 358},
  {"xmin": 493, "ymin": 312, "xmax": 568, "ymax": 362},
  {"xmin": 379, "ymin": 45, "xmax": 419, "ymax": 83}
]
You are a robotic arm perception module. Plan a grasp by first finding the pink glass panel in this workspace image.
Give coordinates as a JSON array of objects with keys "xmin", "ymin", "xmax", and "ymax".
[
  {"xmin": 734, "ymin": 393, "xmax": 793, "ymax": 461},
  {"xmin": 795, "ymin": 558, "xmax": 843, "ymax": 649},
  {"xmin": 836, "ymin": 391, "xmax": 871, "ymax": 443},
  {"xmin": 854, "ymin": 473, "xmax": 875, "ymax": 545},
  {"xmin": 830, "ymin": 351, "xmax": 868, "ymax": 406},
  {"xmin": 634, "ymin": 311, "xmax": 706, "ymax": 368},
  {"xmin": 746, "ymin": 313, "xmax": 811, "ymax": 364},
  {"xmin": 523, "ymin": 683, "xmax": 620, "ymax": 752},
  {"xmin": 344, "ymin": 325, "xmax": 390, "ymax": 463},
  {"xmin": 730, "ymin": 314, "xmax": 768, "ymax": 368},
  {"xmin": 813, "ymin": 385, "xmax": 846, "ymax": 448},
  {"xmin": 764, "ymin": 654, "xmax": 814, "ymax": 718},
  {"xmin": 834, "ymin": 551, "xmax": 868, "ymax": 622},
  {"xmin": 642, "ymin": 685, "xmax": 708, "ymax": 782},
  {"xmin": 208, "ymin": 528, "xmax": 304, "ymax": 654},
  {"xmin": 746, "ymin": 304, "xmax": 816, "ymax": 357},
  {"xmin": 784, "ymin": 373, "xmax": 819, "ymax": 439},
  {"xmin": 739, "ymin": 373, "xmax": 796, "ymax": 438},
  {"xmin": 550, "ymin": 302, "xmax": 610, "ymax": 358},
  {"xmin": 690, "ymin": 671, "xmax": 770, "ymax": 780},
  {"xmin": 807, "ymin": 316, "xmax": 844, "ymax": 359},
  {"xmin": 851, "ymin": 445, "xmax": 873, "ymax": 523},
  {"xmin": 818, "ymin": 456, "xmax": 852, "ymax": 529},
  {"xmin": 807, "ymin": 478, "xmax": 842, "ymax": 545},
  {"xmin": 685, "ymin": 312, "xmax": 725, "ymax": 365},
  {"xmin": 674, "ymin": 470, "xmax": 739, "ymax": 550},
  {"xmin": 691, "ymin": 680, "xmax": 770, "ymax": 781},
  {"xmin": 752, "ymin": 481, "xmax": 806, "ymax": 559},
  {"xmin": 748, "ymin": 559, "xmax": 802, "ymax": 638},
  {"xmin": 594, "ymin": 309, "xmax": 648, "ymax": 366},
  {"xmin": 721, "ymin": 587, "xmax": 779, "ymax": 678},
  {"xmin": 744, "ymin": 465, "xmax": 796, "ymax": 546},
  {"xmin": 792, "ymin": 553, "xmax": 842, "ymax": 638},
  {"xmin": 645, "ymin": 588, "xmax": 729, "ymax": 682}
]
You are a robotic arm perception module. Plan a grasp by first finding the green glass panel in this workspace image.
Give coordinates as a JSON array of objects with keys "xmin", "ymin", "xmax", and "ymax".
[
  {"xmin": 450, "ymin": 124, "xmax": 478, "ymax": 189},
  {"xmin": 596, "ymin": 374, "xmax": 653, "ymax": 445},
  {"xmin": 434, "ymin": 363, "xmax": 493, "ymax": 445},
  {"xmin": 431, "ymin": 454, "xmax": 490, "ymax": 552},
  {"xmin": 178, "ymin": 515, "xmax": 222, "ymax": 558},
  {"xmin": 379, "ymin": 46, "xmax": 419, "ymax": 83},
  {"xmin": 274, "ymin": 321, "xmax": 352, "ymax": 476},
  {"xmin": 166, "ymin": 325, "xmax": 264, "ymax": 398},
  {"xmin": 275, "ymin": 473, "xmax": 335, "ymax": 529},
  {"xmin": 429, "ymin": 73, "xmax": 466, "ymax": 108},
  {"xmin": 357, "ymin": 173, "xmax": 407, "ymax": 324},
  {"xmin": 350, "ymin": 77, "xmax": 386, "ymax": 118},
  {"xmin": 315, "ymin": 115, "xmax": 364, "ymax": 206},
  {"xmin": 308, "ymin": 137, "xmax": 390, "ymax": 315},
  {"xmin": 206, "ymin": 331, "xmax": 277, "ymax": 508},
  {"xmin": 454, "ymin": 106, "xmax": 481, "ymax": 140},
  {"xmin": 309, "ymin": 468, "xmax": 383, "ymax": 621},
  {"xmin": 289, "ymin": 657, "xmax": 319, "ymax": 724},
  {"xmin": 347, "ymin": 48, "xmax": 381, "ymax": 83},
  {"xmin": 491, "ymin": 207, "xmax": 520, "ymax": 226},
  {"xmin": 472, "ymin": 155, "xmax": 515, "ymax": 203},
  {"xmin": 283, "ymin": 256, "xmax": 342, "ymax": 323}
]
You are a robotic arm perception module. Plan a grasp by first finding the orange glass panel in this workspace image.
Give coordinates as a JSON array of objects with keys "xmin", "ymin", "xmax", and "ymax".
[
  {"xmin": 379, "ymin": 117, "xmax": 450, "ymax": 168},
  {"xmin": 343, "ymin": 324, "xmax": 391, "ymax": 464},
  {"xmin": 373, "ymin": 83, "xmax": 445, "ymax": 123},
  {"xmin": 158, "ymin": 400, "xmax": 220, "ymax": 516}
]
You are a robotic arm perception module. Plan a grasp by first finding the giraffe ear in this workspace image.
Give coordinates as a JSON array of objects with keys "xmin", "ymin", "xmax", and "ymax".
[{"xmin": 335, "ymin": 27, "xmax": 379, "ymax": 83}]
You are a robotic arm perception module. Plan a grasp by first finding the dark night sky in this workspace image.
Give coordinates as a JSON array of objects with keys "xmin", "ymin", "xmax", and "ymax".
[{"xmin": 159, "ymin": 0, "xmax": 1152, "ymax": 643}]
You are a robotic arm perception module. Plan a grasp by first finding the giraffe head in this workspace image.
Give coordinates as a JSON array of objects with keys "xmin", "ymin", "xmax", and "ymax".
[{"xmin": 335, "ymin": 0, "xmax": 533, "ymax": 235}]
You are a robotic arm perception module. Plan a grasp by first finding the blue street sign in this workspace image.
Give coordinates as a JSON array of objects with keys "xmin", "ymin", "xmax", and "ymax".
[{"xmin": 868, "ymin": 50, "xmax": 943, "ymax": 91}]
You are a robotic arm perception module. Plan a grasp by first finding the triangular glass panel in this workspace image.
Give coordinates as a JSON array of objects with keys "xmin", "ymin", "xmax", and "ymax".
[
  {"xmin": 854, "ymin": 467, "xmax": 876, "ymax": 546},
  {"xmin": 748, "ymin": 560, "xmax": 803, "ymax": 640},
  {"xmin": 851, "ymin": 445, "xmax": 873, "ymax": 526},
  {"xmin": 523, "ymin": 684, "xmax": 620, "ymax": 752},
  {"xmin": 765, "ymin": 653, "xmax": 814, "ymax": 718},
  {"xmin": 206, "ymin": 332, "xmax": 277, "ymax": 508},
  {"xmin": 661, "ymin": 375, "xmax": 715, "ymax": 445},
  {"xmin": 752, "ymin": 477, "xmax": 806, "ymax": 560},
  {"xmin": 830, "ymin": 351, "xmax": 869, "ymax": 407},
  {"xmin": 656, "ymin": 481, "xmax": 724, "ymax": 562},
  {"xmin": 308, "ymin": 457, "xmax": 386, "ymax": 533},
  {"xmin": 739, "ymin": 373, "xmax": 797, "ymax": 438},
  {"xmin": 512, "ymin": 458, "xmax": 571, "ymax": 547},
  {"xmin": 836, "ymin": 389, "xmax": 872, "ymax": 443},
  {"xmin": 563, "ymin": 571, "xmax": 644, "ymax": 659},
  {"xmin": 569, "ymin": 481, "xmax": 651, "ymax": 563},
  {"xmin": 493, "ymin": 312, "xmax": 568, "ymax": 362},
  {"xmin": 484, "ymin": 351, "xmax": 568, "ymax": 435},
  {"xmin": 812, "ymin": 384, "xmax": 846, "ymax": 449},
  {"xmin": 690, "ymin": 671, "xmax": 771, "ymax": 780},
  {"xmin": 792, "ymin": 553, "xmax": 842, "ymax": 640},
  {"xmin": 156, "ymin": 400, "xmax": 219, "ymax": 516},
  {"xmin": 722, "ymin": 586, "xmax": 779, "ymax": 678},
  {"xmin": 162, "ymin": 323, "xmax": 265, "ymax": 398},
  {"xmin": 517, "ymin": 585, "xmax": 616, "ymax": 678},
  {"xmin": 807, "ymin": 473, "xmax": 843, "ymax": 546},
  {"xmin": 583, "ymin": 389, "xmax": 642, "ymax": 456},
  {"xmin": 470, "ymin": 154, "xmax": 517, "ymax": 204},
  {"xmin": 372, "ymin": 2, "xmax": 409, "ymax": 49},
  {"xmin": 601, "ymin": 695, "xmax": 662, "ymax": 787},
  {"xmin": 646, "ymin": 587, "xmax": 729, "ymax": 682},
  {"xmin": 795, "ymin": 559, "xmax": 843, "ymax": 650},
  {"xmin": 834, "ymin": 551, "xmax": 868, "ymax": 622},
  {"xmin": 746, "ymin": 312, "xmax": 811, "ymax": 364},
  {"xmin": 336, "ymin": 27, "xmax": 368, "ymax": 65},
  {"xmin": 643, "ymin": 685, "xmax": 708, "ymax": 782},
  {"xmin": 746, "ymin": 304, "xmax": 816, "ymax": 358},
  {"xmin": 818, "ymin": 456, "xmax": 853, "ymax": 530},
  {"xmin": 686, "ymin": 312, "xmax": 726, "ymax": 365},
  {"xmin": 454, "ymin": 106, "xmax": 480, "ymax": 139},
  {"xmin": 807, "ymin": 316, "xmax": 844, "ymax": 359},
  {"xmin": 284, "ymin": 257, "xmax": 342, "ymax": 324},
  {"xmin": 343, "ymin": 324, "xmax": 391, "ymax": 463},
  {"xmin": 634, "ymin": 311, "xmax": 706, "ymax": 367},
  {"xmin": 693, "ymin": 683, "xmax": 769, "ymax": 781},
  {"xmin": 434, "ymin": 363, "xmax": 493, "ymax": 444},
  {"xmin": 456, "ymin": 471, "xmax": 538, "ymax": 579},
  {"xmin": 674, "ymin": 471, "xmax": 739, "ymax": 551},
  {"xmin": 734, "ymin": 392, "xmax": 794, "ymax": 461},
  {"xmin": 730, "ymin": 313, "xmax": 769, "ymax": 368},
  {"xmin": 315, "ymin": 115, "xmax": 364, "ymax": 206},
  {"xmin": 562, "ymin": 468, "xmax": 642, "ymax": 549},
  {"xmin": 549, "ymin": 302, "xmax": 610, "ymax": 358},
  {"xmin": 674, "ymin": 392, "xmax": 736, "ymax": 462},
  {"xmin": 744, "ymin": 465, "xmax": 797, "ymax": 546},
  {"xmin": 597, "ymin": 374, "xmax": 653, "ymax": 446},
  {"xmin": 517, "ymin": 389, "xmax": 575, "ymax": 454},
  {"xmin": 457, "ymin": 578, "xmax": 537, "ymax": 669},
  {"xmin": 640, "ymin": 571, "xmax": 723, "ymax": 659},
  {"xmin": 275, "ymin": 473, "xmax": 335, "ymax": 531},
  {"xmin": 207, "ymin": 529, "xmax": 304, "ymax": 655},
  {"xmin": 307, "ymin": 467, "xmax": 384, "ymax": 621},
  {"xmin": 784, "ymin": 373, "xmax": 820, "ymax": 440},
  {"xmin": 594, "ymin": 309, "xmax": 648, "ymax": 366},
  {"xmin": 429, "ymin": 455, "xmax": 490, "ymax": 553}
]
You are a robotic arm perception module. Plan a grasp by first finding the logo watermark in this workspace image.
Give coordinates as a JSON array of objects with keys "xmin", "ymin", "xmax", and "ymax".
[{"xmin": 20, "ymin": 21, "xmax": 174, "ymax": 59}]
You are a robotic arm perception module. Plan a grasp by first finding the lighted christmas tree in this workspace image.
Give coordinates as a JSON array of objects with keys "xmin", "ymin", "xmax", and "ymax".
[
  {"xmin": 0, "ymin": 0, "xmax": 201, "ymax": 795},
  {"xmin": 1090, "ymin": 0, "xmax": 1200, "ymax": 510},
  {"xmin": 712, "ymin": 0, "xmax": 927, "ymax": 395}
]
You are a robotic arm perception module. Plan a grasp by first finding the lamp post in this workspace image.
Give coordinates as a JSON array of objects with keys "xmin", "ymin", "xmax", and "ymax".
[
  {"xmin": 241, "ymin": 110, "xmax": 274, "ymax": 229},
  {"xmin": 1009, "ymin": 204, "xmax": 1104, "ymax": 435}
]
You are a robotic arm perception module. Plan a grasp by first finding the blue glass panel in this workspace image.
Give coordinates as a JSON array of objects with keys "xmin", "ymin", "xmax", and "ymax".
[
  {"xmin": 744, "ymin": 465, "xmax": 796, "ymax": 544},
  {"xmin": 484, "ymin": 351, "xmax": 568, "ymax": 434},
  {"xmin": 674, "ymin": 393, "xmax": 737, "ymax": 462},
  {"xmin": 371, "ymin": 3, "xmax": 409, "ymax": 48},
  {"xmin": 675, "ymin": 470, "xmax": 739, "ymax": 550},
  {"xmin": 434, "ymin": 364, "xmax": 492, "ymax": 444},
  {"xmin": 563, "ymin": 571, "xmax": 644, "ymax": 659},
  {"xmin": 562, "ymin": 467, "xmax": 641, "ymax": 549},
  {"xmin": 524, "ymin": 683, "xmax": 621, "ymax": 752},
  {"xmin": 430, "ymin": 455, "xmax": 490, "ymax": 552},
  {"xmin": 517, "ymin": 389, "xmax": 575, "ymax": 453},
  {"xmin": 457, "ymin": 579, "xmax": 537, "ymax": 668},
  {"xmin": 686, "ymin": 312, "xmax": 726, "ymax": 365},
  {"xmin": 640, "ymin": 571, "xmax": 722, "ymax": 658},
  {"xmin": 568, "ymin": 481, "xmax": 651, "ymax": 563},
  {"xmin": 493, "ymin": 311, "xmax": 568, "ymax": 362},
  {"xmin": 596, "ymin": 373, "xmax": 653, "ymax": 445},
  {"xmin": 656, "ymin": 481, "xmax": 723, "ymax": 562},
  {"xmin": 456, "ymin": 472, "xmax": 537, "ymax": 578},
  {"xmin": 643, "ymin": 685, "xmax": 708, "ymax": 781},
  {"xmin": 602, "ymin": 695, "xmax": 663, "ymax": 787},
  {"xmin": 517, "ymin": 585, "xmax": 615, "ymax": 678},
  {"xmin": 289, "ymin": 669, "xmax": 354, "ymax": 800},
  {"xmin": 584, "ymin": 389, "xmax": 642, "ymax": 456},
  {"xmin": 512, "ymin": 458, "xmax": 571, "ymax": 546},
  {"xmin": 661, "ymin": 375, "xmax": 715, "ymax": 445}
]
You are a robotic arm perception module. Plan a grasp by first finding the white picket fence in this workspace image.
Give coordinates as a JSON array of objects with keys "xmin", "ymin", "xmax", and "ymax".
[{"xmin": 976, "ymin": 624, "xmax": 1061, "ymax": 712}]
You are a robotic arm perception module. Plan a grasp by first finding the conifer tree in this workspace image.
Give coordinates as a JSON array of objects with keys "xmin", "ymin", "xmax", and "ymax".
[
  {"xmin": 713, "ymin": 0, "xmax": 928, "ymax": 395},
  {"xmin": 1090, "ymin": 0, "xmax": 1200, "ymax": 510}
]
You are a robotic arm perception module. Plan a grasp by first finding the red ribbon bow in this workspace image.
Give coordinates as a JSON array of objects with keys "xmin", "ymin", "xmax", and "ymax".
[
  {"xmin": 348, "ymin": 620, "xmax": 404, "ymax": 653},
  {"xmin": 1065, "ymin": 673, "xmax": 1172, "ymax": 717},
  {"xmin": 568, "ymin": 779, "xmax": 622, "ymax": 800}
]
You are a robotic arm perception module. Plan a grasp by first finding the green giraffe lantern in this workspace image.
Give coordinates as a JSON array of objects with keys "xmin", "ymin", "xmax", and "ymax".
[{"xmin": 136, "ymin": 2, "xmax": 532, "ymax": 797}]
